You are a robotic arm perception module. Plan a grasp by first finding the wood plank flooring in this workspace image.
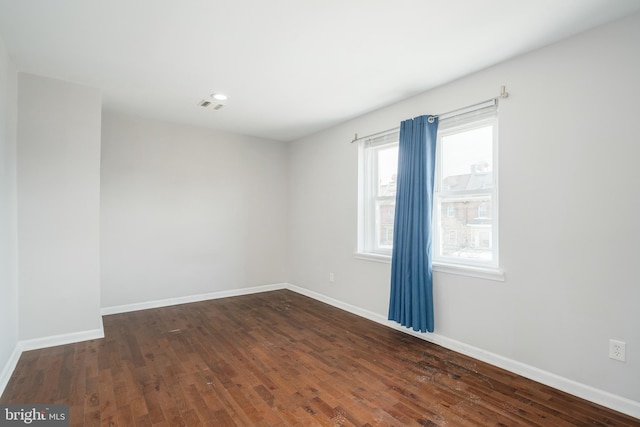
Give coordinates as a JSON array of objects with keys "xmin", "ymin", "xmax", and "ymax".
[{"xmin": 2, "ymin": 290, "xmax": 638, "ymax": 426}]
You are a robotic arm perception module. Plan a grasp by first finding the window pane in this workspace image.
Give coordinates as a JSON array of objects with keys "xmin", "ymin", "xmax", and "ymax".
[
  {"xmin": 374, "ymin": 145, "xmax": 397, "ymax": 252},
  {"xmin": 359, "ymin": 134, "xmax": 399, "ymax": 256},
  {"xmin": 441, "ymin": 126, "xmax": 493, "ymax": 191},
  {"xmin": 377, "ymin": 146, "xmax": 398, "ymax": 196},
  {"xmin": 439, "ymin": 196, "xmax": 493, "ymax": 262},
  {"xmin": 376, "ymin": 199, "xmax": 395, "ymax": 249}
]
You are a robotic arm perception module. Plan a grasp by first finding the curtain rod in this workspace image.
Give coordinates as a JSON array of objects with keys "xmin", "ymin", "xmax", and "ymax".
[{"xmin": 350, "ymin": 85, "xmax": 509, "ymax": 143}]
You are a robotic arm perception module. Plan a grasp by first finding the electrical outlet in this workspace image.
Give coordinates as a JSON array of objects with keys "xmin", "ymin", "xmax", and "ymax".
[
  {"xmin": 329, "ymin": 272, "xmax": 335, "ymax": 283},
  {"xmin": 609, "ymin": 339, "xmax": 626, "ymax": 362}
]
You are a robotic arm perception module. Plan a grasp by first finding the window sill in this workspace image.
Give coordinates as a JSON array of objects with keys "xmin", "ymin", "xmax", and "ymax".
[
  {"xmin": 433, "ymin": 263, "xmax": 505, "ymax": 282},
  {"xmin": 354, "ymin": 252, "xmax": 392, "ymax": 264},
  {"xmin": 353, "ymin": 253, "xmax": 505, "ymax": 281}
]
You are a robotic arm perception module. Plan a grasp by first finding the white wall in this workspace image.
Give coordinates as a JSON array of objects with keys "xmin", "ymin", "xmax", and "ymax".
[
  {"xmin": 17, "ymin": 74, "xmax": 102, "ymax": 341},
  {"xmin": 0, "ymin": 37, "xmax": 18, "ymax": 386},
  {"xmin": 288, "ymin": 12, "xmax": 640, "ymax": 406},
  {"xmin": 100, "ymin": 112, "xmax": 288, "ymax": 308}
]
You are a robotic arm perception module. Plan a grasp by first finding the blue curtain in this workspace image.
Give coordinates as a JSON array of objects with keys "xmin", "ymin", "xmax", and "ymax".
[{"xmin": 388, "ymin": 115, "xmax": 439, "ymax": 333}]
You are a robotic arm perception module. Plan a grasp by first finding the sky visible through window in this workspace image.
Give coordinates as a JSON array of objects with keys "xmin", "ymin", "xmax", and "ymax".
[
  {"xmin": 378, "ymin": 146, "xmax": 398, "ymax": 191},
  {"xmin": 442, "ymin": 126, "xmax": 493, "ymax": 178}
]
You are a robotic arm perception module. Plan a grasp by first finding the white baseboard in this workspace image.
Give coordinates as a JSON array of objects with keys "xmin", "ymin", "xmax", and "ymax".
[
  {"xmin": 284, "ymin": 283, "xmax": 640, "ymax": 420},
  {"xmin": 18, "ymin": 327, "xmax": 105, "ymax": 353},
  {"xmin": 0, "ymin": 344, "xmax": 22, "ymax": 398},
  {"xmin": 100, "ymin": 283, "xmax": 288, "ymax": 316}
]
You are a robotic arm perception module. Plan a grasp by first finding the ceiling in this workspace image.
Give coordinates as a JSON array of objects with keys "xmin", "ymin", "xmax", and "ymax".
[{"xmin": 1, "ymin": 1, "xmax": 639, "ymax": 142}]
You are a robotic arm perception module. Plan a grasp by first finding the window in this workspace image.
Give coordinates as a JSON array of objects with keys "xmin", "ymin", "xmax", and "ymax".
[
  {"xmin": 434, "ymin": 101, "xmax": 498, "ymax": 268},
  {"xmin": 446, "ymin": 205, "xmax": 456, "ymax": 217},
  {"xmin": 477, "ymin": 203, "xmax": 488, "ymax": 218},
  {"xmin": 358, "ymin": 131, "xmax": 399, "ymax": 256},
  {"xmin": 448, "ymin": 230, "xmax": 458, "ymax": 245},
  {"xmin": 358, "ymin": 100, "xmax": 499, "ymax": 272}
]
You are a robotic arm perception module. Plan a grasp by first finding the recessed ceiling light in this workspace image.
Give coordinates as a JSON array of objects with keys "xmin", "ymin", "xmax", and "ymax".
[{"xmin": 211, "ymin": 93, "xmax": 228, "ymax": 101}]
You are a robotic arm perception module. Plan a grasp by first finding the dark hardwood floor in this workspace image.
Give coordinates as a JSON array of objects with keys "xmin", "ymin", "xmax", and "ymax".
[{"xmin": 2, "ymin": 290, "xmax": 638, "ymax": 426}]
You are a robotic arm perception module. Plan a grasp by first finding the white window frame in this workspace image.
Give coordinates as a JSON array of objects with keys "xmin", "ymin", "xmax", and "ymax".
[
  {"xmin": 357, "ymin": 131, "xmax": 399, "ymax": 257},
  {"xmin": 433, "ymin": 101, "xmax": 499, "ymax": 271}
]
